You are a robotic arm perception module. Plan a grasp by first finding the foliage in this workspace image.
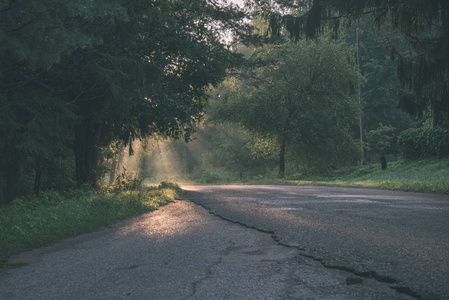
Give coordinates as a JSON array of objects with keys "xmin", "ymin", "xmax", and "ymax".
[
  {"xmin": 0, "ymin": 0, "xmax": 248, "ymax": 202},
  {"xmin": 398, "ymin": 127, "xmax": 449, "ymax": 158},
  {"xmin": 137, "ymin": 124, "xmax": 272, "ymax": 183},
  {"xmin": 200, "ymin": 124, "xmax": 267, "ymax": 179},
  {"xmin": 0, "ymin": 183, "xmax": 181, "ymax": 262},
  {"xmin": 0, "ymin": 0, "xmax": 128, "ymax": 201},
  {"xmin": 340, "ymin": 18, "xmax": 416, "ymax": 138},
  {"xmin": 211, "ymin": 38, "xmax": 361, "ymax": 176},
  {"xmin": 246, "ymin": 133, "xmax": 280, "ymax": 160},
  {"xmin": 58, "ymin": 0, "xmax": 246, "ymax": 187},
  {"xmin": 365, "ymin": 124, "xmax": 396, "ymax": 155},
  {"xmin": 257, "ymin": 0, "xmax": 449, "ymax": 128},
  {"xmin": 158, "ymin": 181, "xmax": 183, "ymax": 195},
  {"xmin": 110, "ymin": 172, "xmax": 143, "ymax": 192}
]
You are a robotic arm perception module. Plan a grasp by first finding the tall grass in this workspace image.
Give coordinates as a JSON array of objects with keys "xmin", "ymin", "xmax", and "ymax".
[{"xmin": 0, "ymin": 182, "xmax": 181, "ymax": 262}]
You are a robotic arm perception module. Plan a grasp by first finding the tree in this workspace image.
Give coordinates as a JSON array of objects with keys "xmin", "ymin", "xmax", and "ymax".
[
  {"xmin": 0, "ymin": 0, "xmax": 125, "ymax": 201},
  {"xmin": 341, "ymin": 18, "xmax": 416, "ymax": 134},
  {"xmin": 365, "ymin": 123, "xmax": 396, "ymax": 169},
  {"xmin": 0, "ymin": 0, "xmax": 249, "ymax": 202},
  {"xmin": 338, "ymin": 18, "xmax": 416, "ymax": 160},
  {"xmin": 255, "ymin": 0, "xmax": 449, "ymax": 128},
  {"xmin": 211, "ymin": 38, "xmax": 361, "ymax": 177},
  {"xmin": 199, "ymin": 124, "xmax": 263, "ymax": 180},
  {"xmin": 63, "ymin": 0, "xmax": 247, "ymax": 187}
]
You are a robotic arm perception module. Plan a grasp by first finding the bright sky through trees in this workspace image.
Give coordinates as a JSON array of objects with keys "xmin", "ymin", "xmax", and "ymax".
[{"xmin": 231, "ymin": 0, "xmax": 244, "ymax": 6}]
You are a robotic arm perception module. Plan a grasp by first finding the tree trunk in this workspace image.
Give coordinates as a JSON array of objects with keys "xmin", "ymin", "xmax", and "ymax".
[
  {"xmin": 34, "ymin": 164, "xmax": 43, "ymax": 196},
  {"xmin": 109, "ymin": 156, "xmax": 118, "ymax": 185},
  {"xmin": 380, "ymin": 155, "xmax": 387, "ymax": 170},
  {"xmin": 6, "ymin": 137, "xmax": 24, "ymax": 203},
  {"xmin": 278, "ymin": 140, "xmax": 286, "ymax": 178},
  {"xmin": 74, "ymin": 121, "xmax": 102, "ymax": 187},
  {"xmin": 109, "ymin": 150, "xmax": 124, "ymax": 184}
]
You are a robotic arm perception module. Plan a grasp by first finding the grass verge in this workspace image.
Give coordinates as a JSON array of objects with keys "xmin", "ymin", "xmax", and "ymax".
[
  {"xmin": 283, "ymin": 158, "xmax": 449, "ymax": 194},
  {"xmin": 0, "ymin": 182, "xmax": 182, "ymax": 262}
]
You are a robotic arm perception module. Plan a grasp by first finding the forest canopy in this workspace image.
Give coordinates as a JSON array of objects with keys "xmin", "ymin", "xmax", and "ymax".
[
  {"xmin": 210, "ymin": 38, "xmax": 362, "ymax": 177},
  {"xmin": 254, "ymin": 0, "xmax": 449, "ymax": 128},
  {"xmin": 0, "ymin": 0, "xmax": 248, "ymax": 203}
]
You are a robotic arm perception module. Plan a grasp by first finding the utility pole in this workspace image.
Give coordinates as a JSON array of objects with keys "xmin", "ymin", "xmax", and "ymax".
[{"xmin": 356, "ymin": 20, "xmax": 364, "ymax": 163}]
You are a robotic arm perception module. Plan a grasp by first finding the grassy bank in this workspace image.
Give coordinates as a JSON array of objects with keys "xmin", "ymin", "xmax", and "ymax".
[
  {"xmin": 189, "ymin": 158, "xmax": 449, "ymax": 194},
  {"xmin": 0, "ymin": 182, "xmax": 181, "ymax": 262},
  {"xmin": 283, "ymin": 158, "xmax": 449, "ymax": 194}
]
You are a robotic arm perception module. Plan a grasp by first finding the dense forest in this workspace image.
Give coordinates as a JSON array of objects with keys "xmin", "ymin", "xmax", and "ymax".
[
  {"xmin": 0, "ymin": 0, "xmax": 248, "ymax": 203},
  {"xmin": 1, "ymin": 0, "xmax": 449, "ymax": 203}
]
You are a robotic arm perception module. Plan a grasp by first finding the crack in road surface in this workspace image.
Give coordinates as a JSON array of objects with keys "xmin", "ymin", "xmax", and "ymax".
[
  {"xmin": 2, "ymin": 184, "xmax": 446, "ymax": 299},
  {"xmin": 187, "ymin": 257, "xmax": 223, "ymax": 299},
  {"xmin": 191, "ymin": 199, "xmax": 420, "ymax": 300},
  {"xmin": 184, "ymin": 185, "xmax": 449, "ymax": 300}
]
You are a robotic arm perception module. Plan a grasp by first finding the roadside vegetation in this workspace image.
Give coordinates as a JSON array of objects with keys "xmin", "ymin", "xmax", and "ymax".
[
  {"xmin": 0, "ymin": 181, "xmax": 181, "ymax": 263},
  {"xmin": 180, "ymin": 157, "xmax": 449, "ymax": 194},
  {"xmin": 275, "ymin": 158, "xmax": 449, "ymax": 194}
]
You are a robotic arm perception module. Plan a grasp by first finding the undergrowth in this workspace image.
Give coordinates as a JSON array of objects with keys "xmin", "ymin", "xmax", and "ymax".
[{"xmin": 0, "ymin": 181, "xmax": 181, "ymax": 263}]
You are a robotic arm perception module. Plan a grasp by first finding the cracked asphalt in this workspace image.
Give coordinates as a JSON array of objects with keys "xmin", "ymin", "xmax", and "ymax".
[
  {"xmin": 0, "ymin": 185, "xmax": 447, "ymax": 299},
  {"xmin": 185, "ymin": 185, "xmax": 449, "ymax": 300}
]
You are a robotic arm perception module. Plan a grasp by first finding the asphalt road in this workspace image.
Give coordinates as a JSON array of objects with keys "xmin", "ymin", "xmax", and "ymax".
[
  {"xmin": 185, "ymin": 185, "xmax": 449, "ymax": 300},
  {"xmin": 0, "ymin": 185, "xmax": 447, "ymax": 299}
]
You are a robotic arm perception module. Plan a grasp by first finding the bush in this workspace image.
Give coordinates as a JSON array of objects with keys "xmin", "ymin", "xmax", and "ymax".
[
  {"xmin": 158, "ymin": 181, "xmax": 183, "ymax": 194},
  {"xmin": 398, "ymin": 127, "xmax": 449, "ymax": 158},
  {"xmin": 365, "ymin": 123, "xmax": 396, "ymax": 155},
  {"xmin": 110, "ymin": 173, "xmax": 143, "ymax": 192}
]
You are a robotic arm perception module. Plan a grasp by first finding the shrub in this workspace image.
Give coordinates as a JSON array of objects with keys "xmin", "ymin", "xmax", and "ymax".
[
  {"xmin": 398, "ymin": 127, "xmax": 449, "ymax": 158},
  {"xmin": 365, "ymin": 124, "xmax": 396, "ymax": 155},
  {"xmin": 158, "ymin": 181, "xmax": 182, "ymax": 194},
  {"xmin": 111, "ymin": 173, "xmax": 143, "ymax": 192}
]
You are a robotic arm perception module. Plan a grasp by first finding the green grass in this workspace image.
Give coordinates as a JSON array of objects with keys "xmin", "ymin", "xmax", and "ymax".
[
  {"xmin": 184, "ymin": 158, "xmax": 449, "ymax": 193},
  {"xmin": 187, "ymin": 158, "xmax": 449, "ymax": 194},
  {"xmin": 284, "ymin": 158, "xmax": 449, "ymax": 193},
  {"xmin": 0, "ymin": 182, "xmax": 181, "ymax": 262}
]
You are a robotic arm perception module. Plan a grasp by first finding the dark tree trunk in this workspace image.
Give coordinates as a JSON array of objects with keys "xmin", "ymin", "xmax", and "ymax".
[
  {"xmin": 34, "ymin": 164, "xmax": 43, "ymax": 196},
  {"xmin": 278, "ymin": 140, "xmax": 286, "ymax": 178},
  {"xmin": 74, "ymin": 121, "xmax": 102, "ymax": 187},
  {"xmin": 109, "ymin": 150, "xmax": 124, "ymax": 184},
  {"xmin": 6, "ymin": 138, "xmax": 24, "ymax": 203},
  {"xmin": 380, "ymin": 155, "xmax": 387, "ymax": 170}
]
